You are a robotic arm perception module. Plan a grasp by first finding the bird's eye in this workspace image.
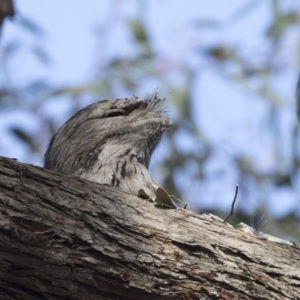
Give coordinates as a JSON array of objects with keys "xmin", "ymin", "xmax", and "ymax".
[{"xmin": 106, "ymin": 111, "xmax": 125, "ymax": 117}]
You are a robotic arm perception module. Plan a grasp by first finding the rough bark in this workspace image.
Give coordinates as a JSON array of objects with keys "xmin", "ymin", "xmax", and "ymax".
[{"xmin": 0, "ymin": 156, "xmax": 299, "ymax": 300}]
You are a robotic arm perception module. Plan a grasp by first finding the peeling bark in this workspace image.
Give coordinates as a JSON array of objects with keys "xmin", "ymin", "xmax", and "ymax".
[{"xmin": 0, "ymin": 156, "xmax": 299, "ymax": 299}]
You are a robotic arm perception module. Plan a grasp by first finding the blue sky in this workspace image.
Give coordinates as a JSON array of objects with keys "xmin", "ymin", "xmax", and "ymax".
[{"xmin": 10, "ymin": 0, "xmax": 269, "ymax": 84}]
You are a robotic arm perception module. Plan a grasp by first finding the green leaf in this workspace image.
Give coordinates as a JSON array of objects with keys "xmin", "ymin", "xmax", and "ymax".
[
  {"xmin": 31, "ymin": 45, "xmax": 51, "ymax": 65},
  {"xmin": 206, "ymin": 46, "xmax": 235, "ymax": 61},
  {"xmin": 128, "ymin": 19, "xmax": 148, "ymax": 46},
  {"xmin": 193, "ymin": 19, "xmax": 221, "ymax": 28},
  {"xmin": 128, "ymin": 19, "xmax": 152, "ymax": 57},
  {"xmin": 17, "ymin": 15, "xmax": 46, "ymax": 38},
  {"xmin": 229, "ymin": 0, "xmax": 263, "ymax": 23},
  {"xmin": 11, "ymin": 127, "xmax": 38, "ymax": 152}
]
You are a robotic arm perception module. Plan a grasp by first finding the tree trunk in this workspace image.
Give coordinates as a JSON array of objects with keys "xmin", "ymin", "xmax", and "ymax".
[{"xmin": 0, "ymin": 156, "xmax": 299, "ymax": 299}]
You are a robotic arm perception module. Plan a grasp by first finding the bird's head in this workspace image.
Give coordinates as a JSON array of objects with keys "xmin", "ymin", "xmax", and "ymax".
[{"xmin": 44, "ymin": 93, "xmax": 172, "ymax": 175}]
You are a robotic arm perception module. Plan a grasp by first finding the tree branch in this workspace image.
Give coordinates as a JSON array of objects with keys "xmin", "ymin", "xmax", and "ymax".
[
  {"xmin": 0, "ymin": 156, "xmax": 299, "ymax": 299},
  {"xmin": 0, "ymin": 0, "xmax": 14, "ymax": 27}
]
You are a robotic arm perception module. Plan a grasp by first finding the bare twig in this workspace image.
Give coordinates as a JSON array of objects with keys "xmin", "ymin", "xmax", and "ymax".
[{"xmin": 223, "ymin": 184, "xmax": 239, "ymax": 223}]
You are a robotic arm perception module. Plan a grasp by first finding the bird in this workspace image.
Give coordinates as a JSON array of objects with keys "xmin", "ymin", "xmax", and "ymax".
[{"xmin": 43, "ymin": 93, "xmax": 172, "ymax": 200}]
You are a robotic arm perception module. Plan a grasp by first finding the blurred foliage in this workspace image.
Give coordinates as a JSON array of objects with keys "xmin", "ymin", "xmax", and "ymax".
[{"xmin": 0, "ymin": 0, "xmax": 300, "ymax": 241}]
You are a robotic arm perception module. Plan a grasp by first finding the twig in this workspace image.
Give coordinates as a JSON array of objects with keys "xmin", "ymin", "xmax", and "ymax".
[{"xmin": 223, "ymin": 184, "xmax": 239, "ymax": 223}]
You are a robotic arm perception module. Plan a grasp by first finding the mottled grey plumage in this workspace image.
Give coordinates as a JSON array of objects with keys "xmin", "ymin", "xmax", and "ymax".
[{"xmin": 44, "ymin": 93, "xmax": 172, "ymax": 198}]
